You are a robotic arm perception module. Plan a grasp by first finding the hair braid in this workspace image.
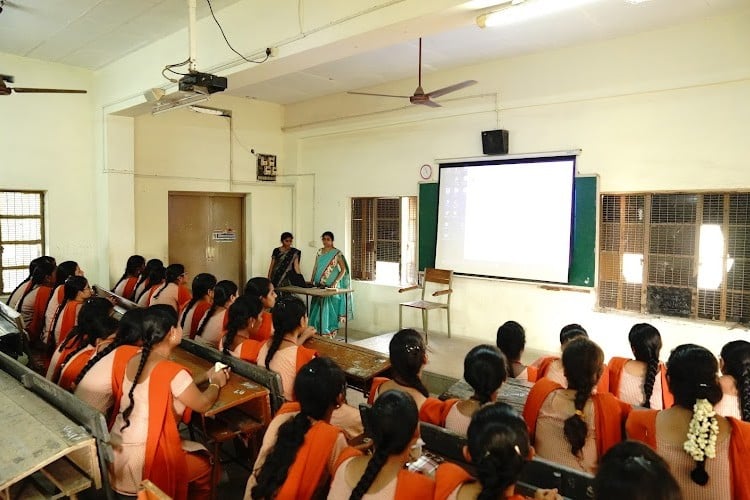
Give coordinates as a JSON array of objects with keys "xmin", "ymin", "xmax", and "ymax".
[
  {"xmin": 74, "ymin": 340, "xmax": 119, "ymax": 387},
  {"xmin": 264, "ymin": 332, "xmax": 284, "ymax": 370},
  {"xmin": 180, "ymin": 298, "xmax": 199, "ymax": 329},
  {"xmin": 642, "ymin": 354, "xmax": 660, "ymax": 408},
  {"xmin": 740, "ymin": 366, "xmax": 750, "ymax": 422},
  {"xmin": 349, "ymin": 448, "xmax": 389, "ymax": 500},
  {"xmin": 195, "ymin": 303, "xmax": 217, "ymax": 338},
  {"xmin": 476, "ymin": 451, "xmax": 513, "ymax": 500},
  {"xmin": 6, "ymin": 278, "xmax": 30, "ymax": 305},
  {"xmin": 120, "ymin": 340, "xmax": 152, "ymax": 431},
  {"xmin": 252, "ymin": 413, "xmax": 312, "ymax": 498},
  {"xmin": 48, "ymin": 297, "xmax": 70, "ymax": 348},
  {"xmin": 152, "ymin": 282, "xmax": 169, "ymax": 300},
  {"xmin": 563, "ymin": 383, "xmax": 593, "ymax": 457}
]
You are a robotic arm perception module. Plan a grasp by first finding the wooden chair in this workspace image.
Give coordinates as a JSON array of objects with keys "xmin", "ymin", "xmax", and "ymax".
[{"xmin": 398, "ymin": 268, "xmax": 453, "ymax": 342}]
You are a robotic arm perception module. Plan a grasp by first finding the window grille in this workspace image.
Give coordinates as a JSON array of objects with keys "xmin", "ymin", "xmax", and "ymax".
[{"xmin": 0, "ymin": 191, "xmax": 45, "ymax": 294}]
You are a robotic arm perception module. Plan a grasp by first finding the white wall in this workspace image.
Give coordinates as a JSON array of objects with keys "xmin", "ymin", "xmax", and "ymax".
[
  {"xmin": 285, "ymin": 9, "xmax": 750, "ymax": 359},
  {"xmin": 0, "ymin": 53, "xmax": 99, "ymax": 280}
]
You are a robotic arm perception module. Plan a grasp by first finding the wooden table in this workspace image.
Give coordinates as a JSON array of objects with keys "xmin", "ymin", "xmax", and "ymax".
[
  {"xmin": 305, "ymin": 337, "xmax": 390, "ymax": 394},
  {"xmin": 276, "ymin": 286, "xmax": 354, "ymax": 342},
  {"xmin": 440, "ymin": 377, "xmax": 533, "ymax": 415},
  {"xmin": 0, "ymin": 369, "xmax": 99, "ymax": 499}
]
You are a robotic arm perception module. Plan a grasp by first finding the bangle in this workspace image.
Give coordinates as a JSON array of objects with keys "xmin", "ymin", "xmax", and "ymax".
[{"xmin": 209, "ymin": 383, "xmax": 220, "ymax": 391}]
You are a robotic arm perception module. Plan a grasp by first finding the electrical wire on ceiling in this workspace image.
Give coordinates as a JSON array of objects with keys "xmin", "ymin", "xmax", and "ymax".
[{"xmin": 205, "ymin": 0, "xmax": 270, "ymax": 64}]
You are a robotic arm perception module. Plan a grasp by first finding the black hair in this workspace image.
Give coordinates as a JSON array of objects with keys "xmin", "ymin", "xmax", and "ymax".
[
  {"xmin": 135, "ymin": 262, "xmax": 165, "ymax": 303},
  {"xmin": 223, "ymin": 295, "xmax": 263, "ymax": 355},
  {"xmin": 6, "ymin": 256, "xmax": 55, "ymax": 305},
  {"xmin": 321, "ymin": 231, "xmax": 334, "ymax": 241},
  {"xmin": 112, "ymin": 255, "xmax": 145, "ymax": 295},
  {"xmin": 464, "ymin": 345, "xmax": 507, "ymax": 404},
  {"xmin": 594, "ymin": 440, "xmax": 682, "ymax": 500},
  {"xmin": 350, "ymin": 390, "xmax": 419, "ymax": 500},
  {"xmin": 134, "ymin": 259, "xmax": 163, "ymax": 299},
  {"xmin": 496, "ymin": 321, "xmax": 525, "ymax": 377},
  {"xmin": 180, "ymin": 273, "xmax": 217, "ymax": 330},
  {"xmin": 48, "ymin": 276, "xmax": 88, "ymax": 347},
  {"xmin": 721, "ymin": 340, "xmax": 750, "ymax": 421},
  {"xmin": 16, "ymin": 258, "xmax": 57, "ymax": 313},
  {"xmin": 244, "ymin": 277, "xmax": 272, "ymax": 299},
  {"xmin": 562, "ymin": 337, "xmax": 604, "ymax": 458},
  {"xmin": 195, "ymin": 280, "xmax": 237, "ymax": 338},
  {"xmin": 266, "ymin": 296, "xmax": 307, "ymax": 370},
  {"xmin": 667, "ymin": 344, "xmax": 723, "ymax": 486},
  {"xmin": 628, "ymin": 323, "xmax": 663, "ymax": 408},
  {"xmin": 74, "ymin": 308, "xmax": 145, "ymax": 387},
  {"xmin": 467, "ymin": 402, "xmax": 531, "ymax": 500},
  {"xmin": 559, "ymin": 323, "xmax": 588, "ymax": 346},
  {"xmin": 55, "ymin": 261, "xmax": 79, "ymax": 287},
  {"xmin": 121, "ymin": 305, "xmax": 177, "ymax": 431},
  {"xmin": 252, "ymin": 357, "xmax": 346, "ymax": 499},
  {"xmin": 153, "ymin": 264, "xmax": 184, "ymax": 299},
  {"xmin": 57, "ymin": 297, "xmax": 117, "ymax": 371},
  {"xmin": 388, "ymin": 329, "xmax": 429, "ymax": 398},
  {"xmin": 280, "ymin": 232, "xmax": 293, "ymax": 241}
]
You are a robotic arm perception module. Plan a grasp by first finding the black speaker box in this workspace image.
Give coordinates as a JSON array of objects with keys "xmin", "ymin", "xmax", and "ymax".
[{"xmin": 481, "ymin": 129, "xmax": 509, "ymax": 155}]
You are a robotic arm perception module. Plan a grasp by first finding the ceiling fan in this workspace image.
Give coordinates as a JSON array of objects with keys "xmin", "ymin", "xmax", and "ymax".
[
  {"xmin": 0, "ymin": 74, "xmax": 87, "ymax": 96},
  {"xmin": 347, "ymin": 38, "xmax": 477, "ymax": 108}
]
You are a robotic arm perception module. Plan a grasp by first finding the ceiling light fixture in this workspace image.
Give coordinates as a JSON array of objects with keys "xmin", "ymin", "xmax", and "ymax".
[{"xmin": 476, "ymin": 0, "xmax": 526, "ymax": 28}]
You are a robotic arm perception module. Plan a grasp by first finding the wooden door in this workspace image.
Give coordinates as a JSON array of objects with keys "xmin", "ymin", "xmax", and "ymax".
[{"xmin": 168, "ymin": 193, "xmax": 245, "ymax": 286}]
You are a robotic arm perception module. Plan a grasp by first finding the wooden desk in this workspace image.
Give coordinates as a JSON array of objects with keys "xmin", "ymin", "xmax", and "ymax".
[
  {"xmin": 305, "ymin": 337, "xmax": 390, "ymax": 394},
  {"xmin": 276, "ymin": 286, "xmax": 354, "ymax": 342},
  {"xmin": 440, "ymin": 377, "xmax": 532, "ymax": 415},
  {"xmin": 0, "ymin": 369, "xmax": 99, "ymax": 499}
]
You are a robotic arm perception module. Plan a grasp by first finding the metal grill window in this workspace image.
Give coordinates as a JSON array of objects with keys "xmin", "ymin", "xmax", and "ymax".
[
  {"xmin": 598, "ymin": 192, "xmax": 750, "ymax": 324},
  {"xmin": 0, "ymin": 191, "xmax": 45, "ymax": 294},
  {"xmin": 351, "ymin": 196, "xmax": 417, "ymax": 284}
]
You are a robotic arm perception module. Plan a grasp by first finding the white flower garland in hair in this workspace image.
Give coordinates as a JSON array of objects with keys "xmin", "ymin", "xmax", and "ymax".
[{"xmin": 683, "ymin": 398, "xmax": 719, "ymax": 462}]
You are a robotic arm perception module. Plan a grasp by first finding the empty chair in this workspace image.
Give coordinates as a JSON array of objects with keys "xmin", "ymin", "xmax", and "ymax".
[{"xmin": 398, "ymin": 268, "xmax": 453, "ymax": 342}]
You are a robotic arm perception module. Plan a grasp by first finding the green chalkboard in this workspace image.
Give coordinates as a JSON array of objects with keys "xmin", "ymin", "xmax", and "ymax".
[{"xmin": 417, "ymin": 175, "xmax": 598, "ymax": 286}]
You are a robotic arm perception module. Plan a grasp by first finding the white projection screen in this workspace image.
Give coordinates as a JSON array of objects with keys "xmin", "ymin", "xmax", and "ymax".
[{"xmin": 435, "ymin": 156, "xmax": 576, "ymax": 283}]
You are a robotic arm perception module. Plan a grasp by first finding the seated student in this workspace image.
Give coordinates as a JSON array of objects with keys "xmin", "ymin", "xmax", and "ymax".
[
  {"xmin": 136, "ymin": 263, "xmax": 165, "ymax": 307},
  {"xmin": 434, "ymin": 402, "xmax": 560, "ymax": 500},
  {"xmin": 221, "ymin": 295, "xmax": 265, "ymax": 363},
  {"xmin": 49, "ymin": 297, "xmax": 118, "ymax": 388},
  {"xmin": 369, "ymin": 329, "xmax": 430, "ymax": 409},
  {"xmin": 109, "ymin": 305, "xmax": 231, "ymax": 499},
  {"xmin": 497, "ymin": 320, "xmax": 536, "ymax": 381},
  {"xmin": 149, "ymin": 263, "xmax": 191, "ymax": 312},
  {"xmin": 245, "ymin": 357, "xmax": 349, "ymax": 500},
  {"xmin": 627, "ymin": 344, "xmax": 750, "ymax": 499},
  {"xmin": 48, "ymin": 276, "xmax": 93, "ymax": 351},
  {"xmin": 195, "ymin": 280, "xmax": 237, "ymax": 349},
  {"xmin": 244, "ymin": 277, "xmax": 277, "ymax": 342},
  {"xmin": 524, "ymin": 338, "xmax": 630, "ymax": 474},
  {"xmin": 714, "ymin": 340, "xmax": 750, "ymax": 420},
  {"xmin": 608, "ymin": 323, "xmax": 673, "ymax": 409},
  {"xmin": 112, "ymin": 255, "xmax": 145, "ymax": 300},
  {"xmin": 74, "ymin": 308, "xmax": 144, "ymax": 415},
  {"xmin": 420, "ymin": 345, "xmax": 507, "ymax": 436},
  {"xmin": 6, "ymin": 255, "xmax": 56, "ymax": 309},
  {"xmin": 329, "ymin": 390, "xmax": 435, "ymax": 499},
  {"xmin": 179, "ymin": 273, "xmax": 217, "ymax": 339},
  {"xmin": 14, "ymin": 258, "xmax": 57, "ymax": 342},
  {"xmin": 133, "ymin": 259, "xmax": 163, "ymax": 305},
  {"xmin": 43, "ymin": 260, "xmax": 83, "ymax": 345},
  {"xmin": 593, "ymin": 440, "xmax": 681, "ymax": 500}
]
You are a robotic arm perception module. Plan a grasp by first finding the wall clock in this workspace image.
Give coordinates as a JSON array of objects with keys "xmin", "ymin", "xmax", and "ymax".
[{"xmin": 420, "ymin": 164, "xmax": 433, "ymax": 180}]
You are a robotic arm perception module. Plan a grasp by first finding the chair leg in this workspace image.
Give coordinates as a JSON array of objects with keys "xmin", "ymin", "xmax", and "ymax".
[
  {"xmin": 422, "ymin": 309, "xmax": 429, "ymax": 345},
  {"xmin": 446, "ymin": 308, "xmax": 451, "ymax": 338},
  {"xmin": 399, "ymin": 305, "xmax": 403, "ymax": 330}
]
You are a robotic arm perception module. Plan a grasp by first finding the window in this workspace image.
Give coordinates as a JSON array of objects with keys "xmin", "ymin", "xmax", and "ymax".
[
  {"xmin": 0, "ymin": 191, "xmax": 45, "ymax": 294},
  {"xmin": 351, "ymin": 197, "xmax": 417, "ymax": 285},
  {"xmin": 598, "ymin": 192, "xmax": 750, "ymax": 323}
]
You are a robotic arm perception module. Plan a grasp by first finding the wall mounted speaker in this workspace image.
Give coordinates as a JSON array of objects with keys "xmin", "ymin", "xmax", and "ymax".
[{"xmin": 481, "ymin": 129, "xmax": 509, "ymax": 155}]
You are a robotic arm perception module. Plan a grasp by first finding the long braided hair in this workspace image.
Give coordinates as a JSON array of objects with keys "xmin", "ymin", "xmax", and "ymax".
[
  {"xmin": 6, "ymin": 256, "xmax": 55, "ymax": 305},
  {"xmin": 16, "ymin": 258, "xmax": 56, "ymax": 312},
  {"xmin": 134, "ymin": 259, "xmax": 163, "ymax": 301},
  {"xmin": 135, "ymin": 260, "xmax": 165, "ymax": 303},
  {"xmin": 628, "ymin": 323, "xmax": 663, "ymax": 408},
  {"xmin": 496, "ymin": 321, "xmax": 525, "ymax": 378},
  {"xmin": 180, "ymin": 273, "xmax": 217, "ymax": 330},
  {"xmin": 252, "ymin": 357, "xmax": 346, "ymax": 499},
  {"xmin": 74, "ymin": 308, "xmax": 145, "ymax": 387},
  {"xmin": 223, "ymin": 295, "xmax": 263, "ymax": 355},
  {"xmin": 152, "ymin": 264, "xmax": 184, "ymax": 300},
  {"xmin": 467, "ymin": 403, "xmax": 532, "ymax": 500},
  {"xmin": 350, "ymin": 390, "xmax": 418, "ymax": 500},
  {"xmin": 57, "ymin": 297, "xmax": 117, "ymax": 369},
  {"xmin": 49, "ymin": 276, "xmax": 88, "ymax": 349},
  {"xmin": 112, "ymin": 255, "xmax": 145, "ymax": 297},
  {"xmin": 562, "ymin": 337, "xmax": 604, "ymax": 457},
  {"xmin": 120, "ymin": 305, "xmax": 177, "ymax": 431},
  {"xmin": 464, "ymin": 344, "xmax": 507, "ymax": 405},
  {"xmin": 265, "ymin": 296, "xmax": 307, "ymax": 370},
  {"xmin": 195, "ymin": 280, "xmax": 237, "ymax": 338},
  {"xmin": 388, "ymin": 329, "xmax": 429, "ymax": 397},
  {"xmin": 667, "ymin": 344, "xmax": 723, "ymax": 486},
  {"xmin": 721, "ymin": 340, "xmax": 750, "ymax": 421}
]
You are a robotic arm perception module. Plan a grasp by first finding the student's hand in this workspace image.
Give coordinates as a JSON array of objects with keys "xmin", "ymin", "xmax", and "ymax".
[
  {"xmin": 299, "ymin": 326, "xmax": 317, "ymax": 343},
  {"xmin": 351, "ymin": 437, "xmax": 373, "ymax": 452},
  {"xmin": 207, "ymin": 366, "xmax": 231, "ymax": 388},
  {"xmin": 534, "ymin": 488, "xmax": 561, "ymax": 500}
]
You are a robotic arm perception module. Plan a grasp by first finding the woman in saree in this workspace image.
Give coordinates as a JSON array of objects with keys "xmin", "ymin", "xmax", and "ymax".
[
  {"xmin": 308, "ymin": 231, "xmax": 353, "ymax": 336},
  {"xmin": 268, "ymin": 232, "xmax": 302, "ymax": 289}
]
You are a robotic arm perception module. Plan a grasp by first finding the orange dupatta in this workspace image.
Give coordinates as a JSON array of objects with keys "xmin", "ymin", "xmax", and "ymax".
[
  {"xmin": 188, "ymin": 301, "xmax": 211, "ymax": 339},
  {"xmin": 419, "ymin": 397, "xmax": 459, "ymax": 427},
  {"xmin": 118, "ymin": 277, "xmax": 139, "ymax": 301},
  {"xmin": 27, "ymin": 285, "xmax": 53, "ymax": 342},
  {"xmin": 608, "ymin": 357, "xmax": 673, "ymax": 408},
  {"xmin": 54, "ymin": 301, "xmax": 81, "ymax": 346},
  {"xmin": 109, "ymin": 345, "xmax": 143, "ymax": 429},
  {"xmin": 368, "ymin": 377, "xmax": 390, "ymax": 405},
  {"xmin": 251, "ymin": 311, "xmax": 274, "ymax": 342},
  {"xmin": 435, "ymin": 463, "xmax": 474, "ymax": 500},
  {"xmin": 57, "ymin": 346, "xmax": 95, "ymax": 391},
  {"xmin": 236, "ymin": 339, "xmax": 264, "ymax": 364}
]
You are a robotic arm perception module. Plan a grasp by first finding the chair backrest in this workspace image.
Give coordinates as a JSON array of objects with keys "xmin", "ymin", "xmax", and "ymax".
[
  {"xmin": 422, "ymin": 268, "xmax": 453, "ymax": 301},
  {"xmin": 419, "ymin": 421, "xmax": 470, "ymax": 466},
  {"xmin": 518, "ymin": 456, "xmax": 595, "ymax": 500}
]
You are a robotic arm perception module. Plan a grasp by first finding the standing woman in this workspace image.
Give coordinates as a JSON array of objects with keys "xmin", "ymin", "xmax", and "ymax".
[
  {"xmin": 714, "ymin": 340, "xmax": 750, "ymax": 420},
  {"xmin": 48, "ymin": 276, "xmax": 93, "ymax": 351},
  {"xmin": 149, "ymin": 263, "xmax": 191, "ymax": 312},
  {"xmin": 244, "ymin": 277, "xmax": 277, "ymax": 341},
  {"xmin": 112, "ymin": 255, "xmax": 145, "ymax": 300},
  {"xmin": 608, "ymin": 323, "xmax": 673, "ymax": 409},
  {"xmin": 179, "ymin": 273, "xmax": 217, "ymax": 339},
  {"xmin": 134, "ymin": 259, "xmax": 164, "ymax": 304},
  {"xmin": 267, "ymin": 232, "xmax": 302, "ymax": 289},
  {"xmin": 43, "ymin": 261, "xmax": 83, "ymax": 345},
  {"xmin": 309, "ymin": 231, "xmax": 353, "ymax": 337},
  {"xmin": 109, "ymin": 305, "xmax": 231, "ymax": 499},
  {"xmin": 195, "ymin": 280, "xmax": 237, "ymax": 349},
  {"xmin": 14, "ymin": 258, "xmax": 57, "ymax": 343}
]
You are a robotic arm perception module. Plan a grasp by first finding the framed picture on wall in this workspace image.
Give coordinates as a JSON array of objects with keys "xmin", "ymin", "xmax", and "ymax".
[{"xmin": 257, "ymin": 154, "xmax": 277, "ymax": 181}]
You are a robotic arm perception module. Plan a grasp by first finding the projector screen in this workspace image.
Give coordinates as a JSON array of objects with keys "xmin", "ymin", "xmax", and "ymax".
[{"xmin": 435, "ymin": 156, "xmax": 576, "ymax": 283}]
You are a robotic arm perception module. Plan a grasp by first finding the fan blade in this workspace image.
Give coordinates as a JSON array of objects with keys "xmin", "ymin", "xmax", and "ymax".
[
  {"xmin": 347, "ymin": 91, "xmax": 411, "ymax": 99},
  {"xmin": 426, "ymin": 80, "xmax": 477, "ymax": 99},
  {"xmin": 12, "ymin": 87, "xmax": 87, "ymax": 94},
  {"xmin": 418, "ymin": 99, "xmax": 442, "ymax": 108}
]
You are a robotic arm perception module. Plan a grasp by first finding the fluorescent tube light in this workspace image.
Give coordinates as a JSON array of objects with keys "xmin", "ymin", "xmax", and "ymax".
[{"xmin": 152, "ymin": 92, "xmax": 209, "ymax": 115}]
